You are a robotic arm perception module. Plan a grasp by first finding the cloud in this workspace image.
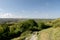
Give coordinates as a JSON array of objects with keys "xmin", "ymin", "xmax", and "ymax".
[
  {"xmin": 0, "ymin": 13, "xmax": 23, "ymax": 18},
  {"xmin": 0, "ymin": 8, "xmax": 23, "ymax": 18}
]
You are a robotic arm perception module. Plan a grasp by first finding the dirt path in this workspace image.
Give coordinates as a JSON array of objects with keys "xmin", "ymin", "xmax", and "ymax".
[{"xmin": 25, "ymin": 32, "xmax": 38, "ymax": 40}]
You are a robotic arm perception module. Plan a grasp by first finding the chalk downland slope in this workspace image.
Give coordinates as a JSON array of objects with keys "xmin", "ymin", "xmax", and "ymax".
[
  {"xmin": 38, "ymin": 27, "xmax": 60, "ymax": 40},
  {"xmin": 11, "ymin": 27, "xmax": 60, "ymax": 40}
]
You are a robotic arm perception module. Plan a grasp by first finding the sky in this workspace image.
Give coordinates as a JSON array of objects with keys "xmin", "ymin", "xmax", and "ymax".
[{"xmin": 0, "ymin": 0, "xmax": 60, "ymax": 18}]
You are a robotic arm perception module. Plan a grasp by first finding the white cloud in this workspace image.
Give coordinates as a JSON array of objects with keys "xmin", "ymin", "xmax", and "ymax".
[
  {"xmin": 0, "ymin": 8, "xmax": 23, "ymax": 18},
  {"xmin": 0, "ymin": 13, "xmax": 23, "ymax": 18}
]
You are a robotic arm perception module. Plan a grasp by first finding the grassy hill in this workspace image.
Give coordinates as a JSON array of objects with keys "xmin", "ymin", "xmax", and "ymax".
[
  {"xmin": 11, "ymin": 18, "xmax": 60, "ymax": 40},
  {"xmin": 38, "ymin": 27, "xmax": 59, "ymax": 40},
  {"xmin": 11, "ymin": 27, "xmax": 60, "ymax": 40},
  {"xmin": 0, "ymin": 18, "xmax": 59, "ymax": 40}
]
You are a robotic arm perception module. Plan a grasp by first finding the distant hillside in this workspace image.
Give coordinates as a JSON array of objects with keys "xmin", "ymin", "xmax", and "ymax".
[
  {"xmin": 0, "ymin": 18, "xmax": 54, "ymax": 24},
  {"xmin": 0, "ymin": 18, "xmax": 27, "ymax": 24}
]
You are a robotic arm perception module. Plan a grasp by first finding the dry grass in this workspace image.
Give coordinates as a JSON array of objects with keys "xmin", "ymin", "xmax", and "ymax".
[{"xmin": 38, "ymin": 27, "xmax": 60, "ymax": 40}]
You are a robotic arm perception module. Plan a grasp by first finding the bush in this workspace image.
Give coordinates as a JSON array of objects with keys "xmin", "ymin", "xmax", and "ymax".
[{"xmin": 52, "ymin": 18, "xmax": 60, "ymax": 27}]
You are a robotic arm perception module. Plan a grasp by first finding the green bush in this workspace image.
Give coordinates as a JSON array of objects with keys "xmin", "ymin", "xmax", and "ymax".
[
  {"xmin": 52, "ymin": 18, "xmax": 60, "ymax": 27},
  {"xmin": 0, "ymin": 19, "xmax": 53, "ymax": 40},
  {"xmin": 0, "ymin": 25, "xmax": 4, "ymax": 34}
]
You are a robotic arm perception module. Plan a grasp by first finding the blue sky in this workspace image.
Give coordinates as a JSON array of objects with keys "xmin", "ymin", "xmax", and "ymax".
[{"xmin": 0, "ymin": 0, "xmax": 60, "ymax": 18}]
